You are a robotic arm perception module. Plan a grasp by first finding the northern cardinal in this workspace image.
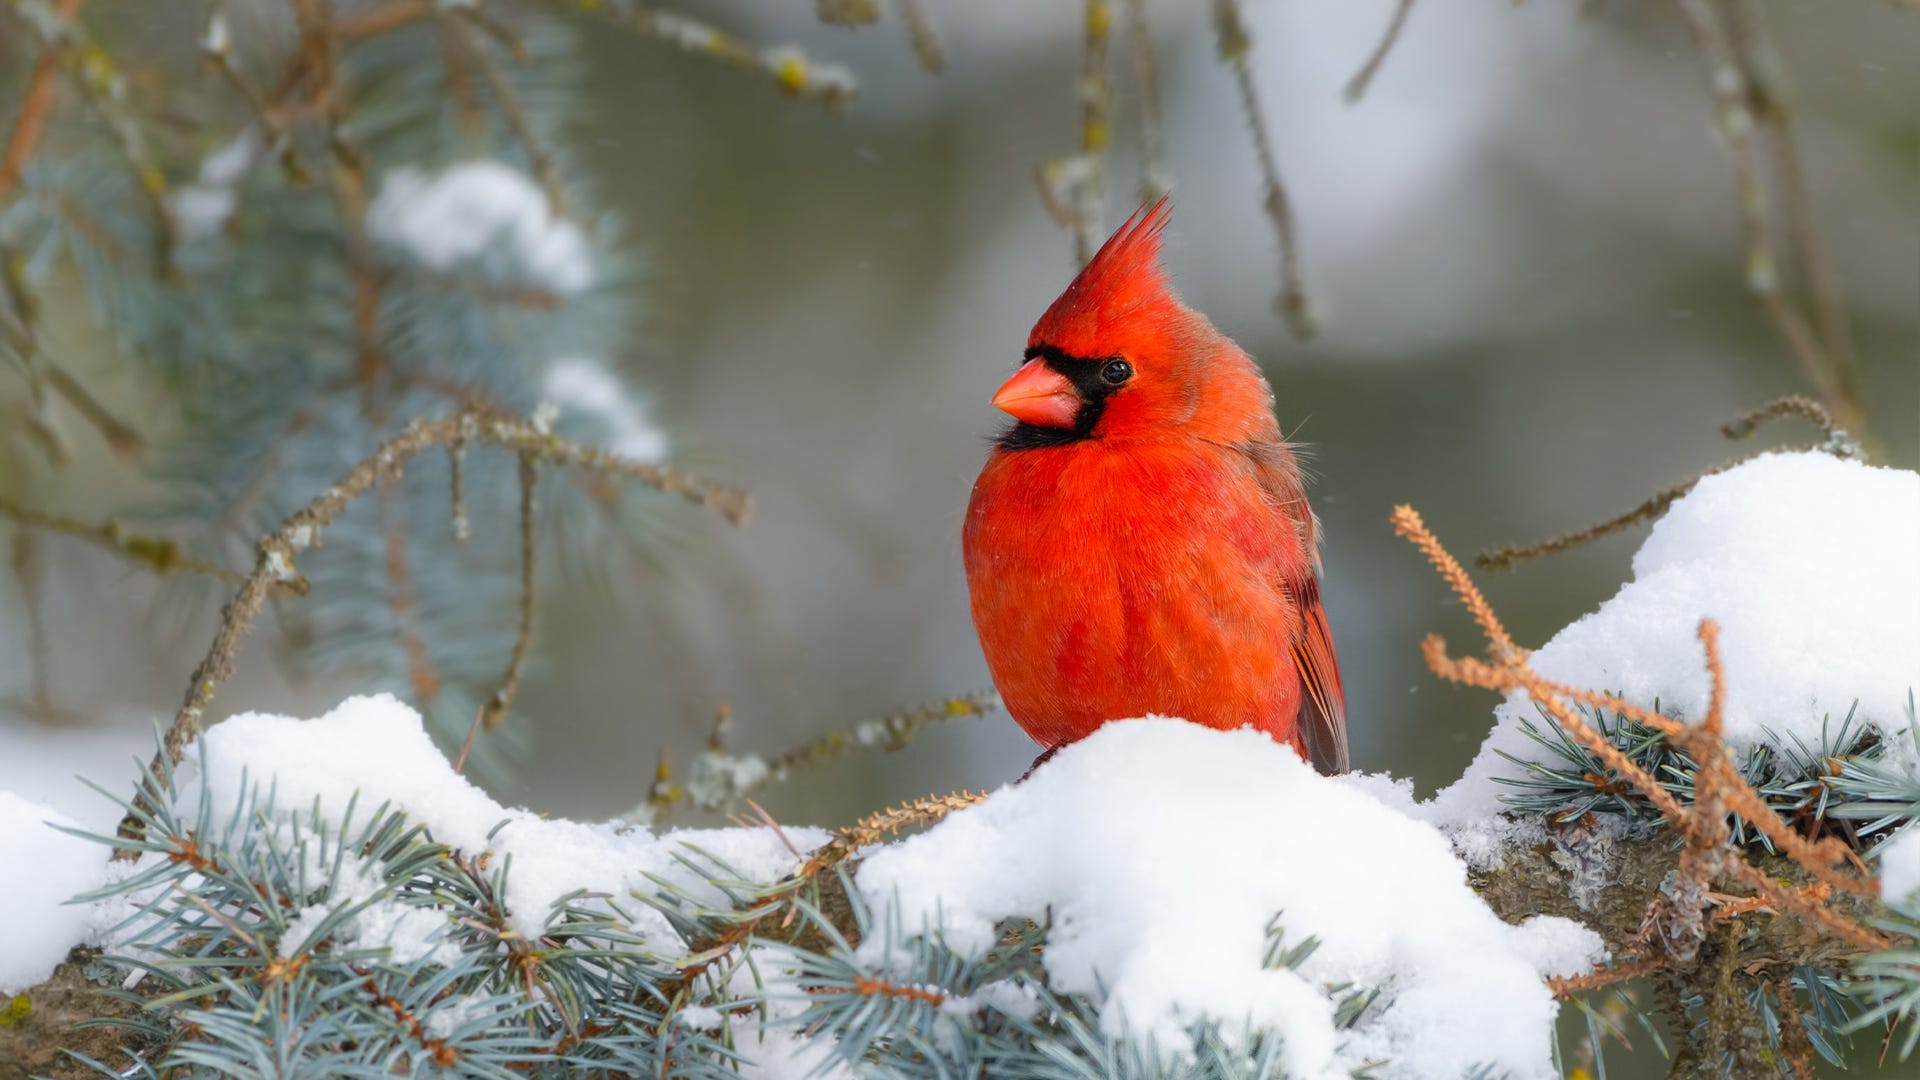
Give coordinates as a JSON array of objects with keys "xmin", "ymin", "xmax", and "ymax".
[{"xmin": 963, "ymin": 199, "xmax": 1348, "ymax": 773}]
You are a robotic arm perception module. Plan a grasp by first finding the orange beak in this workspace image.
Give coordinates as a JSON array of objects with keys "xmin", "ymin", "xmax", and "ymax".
[{"xmin": 992, "ymin": 359, "xmax": 1081, "ymax": 429}]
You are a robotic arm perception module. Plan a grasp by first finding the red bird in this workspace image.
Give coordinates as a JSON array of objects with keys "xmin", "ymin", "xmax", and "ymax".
[{"xmin": 963, "ymin": 199, "xmax": 1348, "ymax": 773}]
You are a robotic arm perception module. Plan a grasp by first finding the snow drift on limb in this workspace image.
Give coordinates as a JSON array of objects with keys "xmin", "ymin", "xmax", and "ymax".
[
  {"xmin": 854, "ymin": 718, "xmax": 1603, "ymax": 1079},
  {"xmin": 1428, "ymin": 452, "xmax": 1920, "ymax": 831}
]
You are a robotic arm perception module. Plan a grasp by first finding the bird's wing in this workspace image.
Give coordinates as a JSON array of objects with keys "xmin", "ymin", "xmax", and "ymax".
[
  {"xmin": 1237, "ymin": 438, "xmax": 1349, "ymax": 774},
  {"xmin": 1287, "ymin": 571, "xmax": 1349, "ymax": 775}
]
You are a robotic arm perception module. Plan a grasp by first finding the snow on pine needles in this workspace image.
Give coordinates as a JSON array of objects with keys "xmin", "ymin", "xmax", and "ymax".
[
  {"xmin": 367, "ymin": 160, "xmax": 593, "ymax": 294},
  {"xmin": 854, "ymin": 719, "xmax": 1603, "ymax": 1080}
]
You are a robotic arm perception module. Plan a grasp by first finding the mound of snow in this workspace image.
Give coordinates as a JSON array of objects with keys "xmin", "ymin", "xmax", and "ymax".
[
  {"xmin": 1430, "ymin": 452, "xmax": 1920, "ymax": 829},
  {"xmin": 856, "ymin": 718, "xmax": 1602, "ymax": 1079},
  {"xmin": 0, "ymin": 792, "xmax": 111, "ymax": 993},
  {"xmin": 177, "ymin": 694, "xmax": 826, "ymax": 942}
]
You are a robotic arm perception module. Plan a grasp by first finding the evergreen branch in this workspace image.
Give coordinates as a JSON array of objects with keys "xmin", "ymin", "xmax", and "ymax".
[
  {"xmin": 1343, "ymin": 0, "xmax": 1417, "ymax": 103},
  {"xmin": 0, "ymin": 492, "xmax": 245, "ymax": 583},
  {"xmin": 1213, "ymin": 0, "xmax": 1315, "ymax": 340},
  {"xmin": 0, "ymin": 0, "xmax": 83, "ymax": 205},
  {"xmin": 1399, "ymin": 508, "xmax": 1890, "ymax": 1011},
  {"xmin": 114, "ymin": 406, "xmax": 750, "ymax": 859}
]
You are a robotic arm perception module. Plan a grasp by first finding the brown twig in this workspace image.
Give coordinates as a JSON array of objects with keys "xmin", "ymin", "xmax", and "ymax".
[
  {"xmin": 113, "ymin": 407, "xmax": 749, "ymax": 858},
  {"xmin": 478, "ymin": 453, "xmax": 538, "ymax": 733},
  {"xmin": 1213, "ymin": 0, "xmax": 1314, "ymax": 340},
  {"xmin": 0, "ymin": 0, "xmax": 84, "ymax": 204},
  {"xmin": 799, "ymin": 789, "xmax": 989, "ymax": 877},
  {"xmin": 1547, "ymin": 955, "xmax": 1668, "ymax": 999},
  {"xmin": 1392, "ymin": 505, "xmax": 1521, "ymax": 660},
  {"xmin": 1344, "ymin": 0, "xmax": 1417, "ymax": 103},
  {"xmin": 41, "ymin": 361, "xmax": 141, "ymax": 460}
]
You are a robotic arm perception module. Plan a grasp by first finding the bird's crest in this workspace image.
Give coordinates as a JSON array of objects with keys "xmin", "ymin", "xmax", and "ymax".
[{"xmin": 1029, "ymin": 197, "xmax": 1182, "ymax": 357}]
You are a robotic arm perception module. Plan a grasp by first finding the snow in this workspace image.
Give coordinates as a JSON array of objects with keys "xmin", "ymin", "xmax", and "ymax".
[
  {"xmin": 1880, "ymin": 826, "xmax": 1920, "ymax": 906},
  {"xmin": 1429, "ymin": 452, "xmax": 1920, "ymax": 831},
  {"xmin": 0, "ymin": 791, "xmax": 111, "ymax": 993},
  {"xmin": 542, "ymin": 357, "xmax": 670, "ymax": 463},
  {"xmin": 172, "ymin": 127, "xmax": 259, "ymax": 241},
  {"xmin": 367, "ymin": 161, "xmax": 592, "ymax": 294},
  {"xmin": 177, "ymin": 694, "xmax": 827, "ymax": 942},
  {"xmin": 855, "ymin": 719, "xmax": 1603, "ymax": 1079}
]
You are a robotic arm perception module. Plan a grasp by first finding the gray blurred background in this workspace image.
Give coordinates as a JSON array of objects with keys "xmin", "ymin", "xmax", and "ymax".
[
  {"xmin": 2, "ymin": 0, "xmax": 1916, "ymax": 856},
  {"xmin": 2, "ymin": 2, "xmax": 1917, "ymax": 1074}
]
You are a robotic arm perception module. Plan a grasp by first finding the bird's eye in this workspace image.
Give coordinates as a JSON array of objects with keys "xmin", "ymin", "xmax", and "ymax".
[{"xmin": 1100, "ymin": 359, "xmax": 1134, "ymax": 387}]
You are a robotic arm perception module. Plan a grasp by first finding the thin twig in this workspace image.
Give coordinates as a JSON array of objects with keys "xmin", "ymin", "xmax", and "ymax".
[
  {"xmin": 642, "ymin": 690, "xmax": 1002, "ymax": 821},
  {"xmin": 1670, "ymin": 0, "xmax": 1865, "ymax": 436},
  {"xmin": 478, "ymin": 453, "xmax": 538, "ymax": 733},
  {"xmin": 1401, "ymin": 510, "xmax": 1887, "ymax": 967},
  {"xmin": 1724, "ymin": 0, "xmax": 1860, "ymax": 407},
  {"xmin": 1040, "ymin": 0, "xmax": 1113, "ymax": 265},
  {"xmin": 0, "ymin": 493, "xmax": 244, "ymax": 583},
  {"xmin": 0, "ymin": 0, "xmax": 84, "ymax": 204},
  {"xmin": 1548, "ymin": 955, "xmax": 1668, "ymax": 1000},
  {"xmin": 377, "ymin": 476, "xmax": 441, "ymax": 702},
  {"xmin": 42, "ymin": 361, "xmax": 141, "ymax": 460},
  {"xmin": 1481, "ymin": 394, "xmax": 1858, "ymax": 574},
  {"xmin": 1391, "ymin": 505, "xmax": 1521, "ymax": 660},
  {"xmin": 1344, "ymin": 0, "xmax": 1417, "ymax": 103},
  {"xmin": 1212, "ymin": 0, "xmax": 1314, "ymax": 339},
  {"xmin": 1125, "ymin": 0, "xmax": 1169, "ymax": 201},
  {"xmin": 587, "ymin": 4, "xmax": 858, "ymax": 109}
]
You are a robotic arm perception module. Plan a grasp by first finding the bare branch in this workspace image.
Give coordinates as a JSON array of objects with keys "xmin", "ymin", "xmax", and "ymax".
[
  {"xmin": 0, "ymin": 0, "xmax": 83, "ymax": 204},
  {"xmin": 1212, "ymin": 0, "xmax": 1315, "ymax": 340},
  {"xmin": 1344, "ymin": 0, "xmax": 1417, "ymax": 103}
]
